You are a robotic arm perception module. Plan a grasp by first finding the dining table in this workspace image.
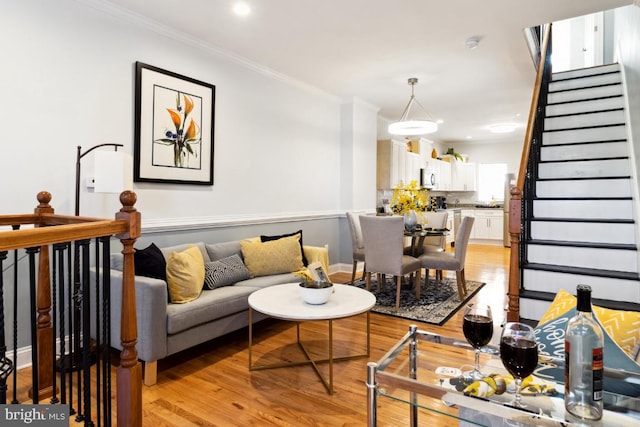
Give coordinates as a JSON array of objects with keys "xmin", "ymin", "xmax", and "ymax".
[{"xmin": 404, "ymin": 227, "xmax": 449, "ymax": 257}]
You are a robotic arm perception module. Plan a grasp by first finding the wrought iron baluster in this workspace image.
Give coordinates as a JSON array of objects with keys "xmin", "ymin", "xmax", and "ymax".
[
  {"xmin": 67, "ymin": 242, "xmax": 75, "ymax": 416},
  {"xmin": 26, "ymin": 246, "xmax": 39, "ymax": 404},
  {"xmin": 80, "ymin": 239, "xmax": 94, "ymax": 426},
  {"xmin": 94, "ymin": 238, "xmax": 102, "ymax": 427},
  {"xmin": 11, "ymin": 224, "xmax": 20, "ymax": 404},
  {"xmin": 51, "ymin": 243, "xmax": 70, "ymax": 405},
  {"xmin": 0, "ymin": 250, "xmax": 14, "ymax": 404},
  {"xmin": 74, "ymin": 239, "xmax": 84, "ymax": 422},
  {"xmin": 101, "ymin": 237, "xmax": 112, "ymax": 427},
  {"xmin": 56, "ymin": 242, "xmax": 70, "ymax": 410},
  {"xmin": 75, "ymin": 239, "xmax": 88, "ymax": 424}
]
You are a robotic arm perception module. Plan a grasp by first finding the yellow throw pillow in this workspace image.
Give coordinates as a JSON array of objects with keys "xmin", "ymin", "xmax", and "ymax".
[
  {"xmin": 240, "ymin": 235, "xmax": 304, "ymax": 277},
  {"xmin": 166, "ymin": 245, "xmax": 205, "ymax": 304}
]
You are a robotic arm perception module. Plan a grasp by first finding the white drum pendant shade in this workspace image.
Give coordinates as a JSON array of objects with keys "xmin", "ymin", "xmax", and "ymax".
[{"xmin": 388, "ymin": 78, "xmax": 438, "ymax": 136}]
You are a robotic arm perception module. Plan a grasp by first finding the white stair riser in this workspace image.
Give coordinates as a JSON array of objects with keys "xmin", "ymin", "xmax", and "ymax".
[
  {"xmin": 527, "ymin": 244, "xmax": 638, "ymax": 273},
  {"xmin": 547, "ymin": 84, "xmax": 623, "ymax": 104},
  {"xmin": 519, "ymin": 299, "xmax": 552, "ymax": 322},
  {"xmin": 533, "ymin": 200, "xmax": 634, "ymax": 220},
  {"xmin": 531, "ymin": 221, "xmax": 636, "ymax": 245},
  {"xmin": 540, "ymin": 141, "xmax": 627, "ymax": 161},
  {"xmin": 538, "ymin": 159, "xmax": 630, "ymax": 179},
  {"xmin": 543, "ymin": 125, "xmax": 627, "ymax": 145},
  {"xmin": 522, "ymin": 269, "xmax": 640, "ymax": 303},
  {"xmin": 552, "ymin": 64, "xmax": 620, "ymax": 81},
  {"xmin": 546, "ymin": 97, "xmax": 624, "ymax": 116},
  {"xmin": 545, "ymin": 110, "xmax": 625, "ymax": 130},
  {"xmin": 537, "ymin": 178, "xmax": 632, "ymax": 198},
  {"xmin": 549, "ymin": 73, "xmax": 621, "ymax": 92}
]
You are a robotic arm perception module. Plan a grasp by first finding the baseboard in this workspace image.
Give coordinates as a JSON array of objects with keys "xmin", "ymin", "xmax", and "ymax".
[
  {"xmin": 7, "ymin": 345, "xmax": 33, "ymax": 371},
  {"xmin": 8, "ymin": 335, "xmax": 75, "ymax": 371},
  {"xmin": 329, "ymin": 262, "xmax": 363, "ymax": 275}
]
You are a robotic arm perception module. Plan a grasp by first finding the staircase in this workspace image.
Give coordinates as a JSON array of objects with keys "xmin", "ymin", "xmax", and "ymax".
[{"xmin": 519, "ymin": 63, "xmax": 640, "ymax": 321}]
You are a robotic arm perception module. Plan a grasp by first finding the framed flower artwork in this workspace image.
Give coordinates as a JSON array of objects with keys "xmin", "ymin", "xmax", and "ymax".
[{"xmin": 134, "ymin": 62, "xmax": 215, "ymax": 185}]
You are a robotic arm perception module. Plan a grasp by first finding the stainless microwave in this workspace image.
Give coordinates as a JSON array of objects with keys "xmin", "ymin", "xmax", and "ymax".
[{"xmin": 421, "ymin": 168, "xmax": 436, "ymax": 189}]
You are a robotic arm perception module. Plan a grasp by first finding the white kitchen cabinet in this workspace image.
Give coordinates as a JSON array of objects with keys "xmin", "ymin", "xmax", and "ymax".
[
  {"xmin": 377, "ymin": 139, "xmax": 406, "ymax": 189},
  {"xmin": 405, "ymin": 152, "xmax": 423, "ymax": 185},
  {"xmin": 438, "ymin": 160, "xmax": 451, "ymax": 191},
  {"xmin": 473, "ymin": 210, "xmax": 504, "ymax": 240},
  {"xmin": 451, "ymin": 162, "xmax": 477, "ymax": 191}
]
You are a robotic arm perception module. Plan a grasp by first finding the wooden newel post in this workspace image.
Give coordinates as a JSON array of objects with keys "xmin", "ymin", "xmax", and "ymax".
[
  {"xmin": 115, "ymin": 191, "xmax": 142, "ymax": 427},
  {"xmin": 33, "ymin": 191, "xmax": 54, "ymax": 399},
  {"xmin": 507, "ymin": 186, "xmax": 522, "ymax": 322}
]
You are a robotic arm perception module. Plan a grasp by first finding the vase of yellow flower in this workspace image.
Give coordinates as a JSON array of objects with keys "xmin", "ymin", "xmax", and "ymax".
[
  {"xmin": 403, "ymin": 210, "xmax": 418, "ymax": 232},
  {"xmin": 391, "ymin": 181, "xmax": 429, "ymax": 213},
  {"xmin": 391, "ymin": 180, "xmax": 430, "ymax": 231}
]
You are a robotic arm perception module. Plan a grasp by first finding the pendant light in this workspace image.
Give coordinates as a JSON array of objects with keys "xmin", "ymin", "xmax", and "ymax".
[{"xmin": 388, "ymin": 77, "xmax": 438, "ymax": 136}]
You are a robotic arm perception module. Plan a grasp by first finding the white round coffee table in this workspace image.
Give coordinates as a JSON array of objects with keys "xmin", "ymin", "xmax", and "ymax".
[{"xmin": 248, "ymin": 283, "xmax": 375, "ymax": 394}]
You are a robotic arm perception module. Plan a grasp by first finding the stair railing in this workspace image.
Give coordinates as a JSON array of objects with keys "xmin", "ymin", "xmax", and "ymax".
[
  {"xmin": 507, "ymin": 23, "xmax": 553, "ymax": 321},
  {"xmin": 0, "ymin": 191, "xmax": 142, "ymax": 427}
]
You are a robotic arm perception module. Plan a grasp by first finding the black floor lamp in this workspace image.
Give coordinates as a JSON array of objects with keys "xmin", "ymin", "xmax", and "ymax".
[{"xmin": 62, "ymin": 143, "xmax": 129, "ymax": 371}]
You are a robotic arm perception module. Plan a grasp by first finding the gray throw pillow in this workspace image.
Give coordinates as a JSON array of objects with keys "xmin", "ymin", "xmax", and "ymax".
[{"xmin": 203, "ymin": 255, "xmax": 251, "ymax": 290}]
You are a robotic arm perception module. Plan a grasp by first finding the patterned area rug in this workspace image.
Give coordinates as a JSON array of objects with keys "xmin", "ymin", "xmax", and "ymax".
[{"xmin": 354, "ymin": 276, "xmax": 485, "ymax": 326}]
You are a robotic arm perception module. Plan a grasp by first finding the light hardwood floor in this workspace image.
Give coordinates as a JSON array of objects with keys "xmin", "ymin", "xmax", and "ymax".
[{"xmin": 15, "ymin": 243, "xmax": 510, "ymax": 426}]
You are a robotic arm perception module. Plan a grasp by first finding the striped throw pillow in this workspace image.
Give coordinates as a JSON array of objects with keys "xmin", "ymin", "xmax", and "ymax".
[{"xmin": 203, "ymin": 255, "xmax": 251, "ymax": 290}]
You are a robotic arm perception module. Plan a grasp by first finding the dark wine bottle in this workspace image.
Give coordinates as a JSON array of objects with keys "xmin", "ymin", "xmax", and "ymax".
[{"xmin": 564, "ymin": 284, "xmax": 604, "ymax": 420}]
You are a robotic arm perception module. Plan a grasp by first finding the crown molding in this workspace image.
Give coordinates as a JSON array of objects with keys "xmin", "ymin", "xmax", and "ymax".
[{"xmin": 76, "ymin": 0, "xmax": 341, "ymax": 103}]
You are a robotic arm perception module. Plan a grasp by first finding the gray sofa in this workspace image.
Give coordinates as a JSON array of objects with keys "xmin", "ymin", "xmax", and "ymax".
[{"xmin": 105, "ymin": 239, "xmax": 328, "ymax": 386}]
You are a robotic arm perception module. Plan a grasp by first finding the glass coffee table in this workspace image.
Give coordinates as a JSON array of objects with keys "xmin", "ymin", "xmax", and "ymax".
[
  {"xmin": 367, "ymin": 325, "xmax": 640, "ymax": 426},
  {"xmin": 248, "ymin": 282, "xmax": 375, "ymax": 394}
]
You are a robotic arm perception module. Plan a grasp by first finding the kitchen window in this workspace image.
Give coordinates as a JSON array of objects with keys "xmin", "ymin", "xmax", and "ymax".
[{"xmin": 477, "ymin": 163, "xmax": 507, "ymax": 202}]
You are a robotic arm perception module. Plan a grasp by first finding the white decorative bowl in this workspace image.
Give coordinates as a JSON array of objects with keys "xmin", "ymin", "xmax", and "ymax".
[{"xmin": 299, "ymin": 281, "xmax": 334, "ymax": 305}]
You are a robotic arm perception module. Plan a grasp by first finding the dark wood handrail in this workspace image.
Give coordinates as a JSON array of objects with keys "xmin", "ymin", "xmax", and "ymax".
[
  {"xmin": 0, "ymin": 220, "xmax": 128, "ymax": 252},
  {"xmin": 507, "ymin": 23, "xmax": 552, "ymax": 322},
  {"xmin": 516, "ymin": 24, "xmax": 551, "ymax": 190},
  {"xmin": 0, "ymin": 190, "xmax": 142, "ymax": 426}
]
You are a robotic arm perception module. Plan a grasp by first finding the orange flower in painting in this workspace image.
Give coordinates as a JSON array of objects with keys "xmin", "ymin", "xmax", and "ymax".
[
  {"xmin": 155, "ymin": 92, "xmax": 201, "ymax": 168},
  {"xmin": 183, "ymin": 95, "xmax": 194, "ymax": 115},
  {"xmin": 185, "ymin": 119, "xmax": 199, "ymax": 140},
  {"xmin": 167, "ymin": 109, "xmax": 182, "ymax": 129}
]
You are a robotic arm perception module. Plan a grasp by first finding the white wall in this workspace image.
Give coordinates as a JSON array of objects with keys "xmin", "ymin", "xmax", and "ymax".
[
  {"xmin": 450, "ymin": 139, "xmax": 523, "ymax": 178},
  {"xmin": 615, "ymin": 5, "xmax": 640, "ymax": 177},
  {"xmin": 1, "ymin": 0, "xmax": 357, "ymax": 225},
  {"xmin": 340, "ymin": 98, "xmax": 379, "ymax": 211}
]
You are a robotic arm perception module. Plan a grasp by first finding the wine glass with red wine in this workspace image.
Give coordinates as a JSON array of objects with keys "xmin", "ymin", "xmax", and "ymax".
[
  {"xmin": 500, "ymin": 322, "xmax": 538, "ymax": 408},
  {"xmin": 462, "ymin": 303, "xmax": 493, "ymax": 381}
]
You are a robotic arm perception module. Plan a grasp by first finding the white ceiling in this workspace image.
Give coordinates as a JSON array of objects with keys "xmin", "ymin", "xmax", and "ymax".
[{"xmin": 105, "ymin": 0, "xmax": 632, "ymax": 144}]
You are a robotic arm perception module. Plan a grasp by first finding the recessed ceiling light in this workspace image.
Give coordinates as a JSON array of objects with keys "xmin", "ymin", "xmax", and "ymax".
[
  {"xmin": 233, "ymin": 2, "xmax": 251, "ymax": 16},
  {"xmin": 488, "ymin": 123, "xmax": 518, "ymax": 133},
  {"xmin": 436, "ymin": 119, "xmax": 444, "ymax": 124},
  {"xmin": 465, "ymin": 135, "xmax": 472, "ymax": 139}
]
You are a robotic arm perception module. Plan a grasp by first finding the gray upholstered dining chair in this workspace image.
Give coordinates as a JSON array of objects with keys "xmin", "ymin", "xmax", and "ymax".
[
  {"xmin": 346, "ymin": 211, "xmax": 366, "ymax": 285},
  {"xmin": 418, "ymin": 216, "xmax": 475, "ymax": 300},
  {"xmin": 360, "ymin": 215, "xmax": 422, "ymax": 308}
]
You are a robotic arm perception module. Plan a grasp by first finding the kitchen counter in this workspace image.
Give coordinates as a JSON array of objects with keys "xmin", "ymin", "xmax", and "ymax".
[{"xmin": 441, "ymin": 205, "xmax": 504, "ymax": 211}]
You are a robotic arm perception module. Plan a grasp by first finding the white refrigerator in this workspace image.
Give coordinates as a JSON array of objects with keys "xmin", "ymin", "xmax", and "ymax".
[{"xmin": 503, "ymin": 173, "xmax": 516, "ymax": 247}]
